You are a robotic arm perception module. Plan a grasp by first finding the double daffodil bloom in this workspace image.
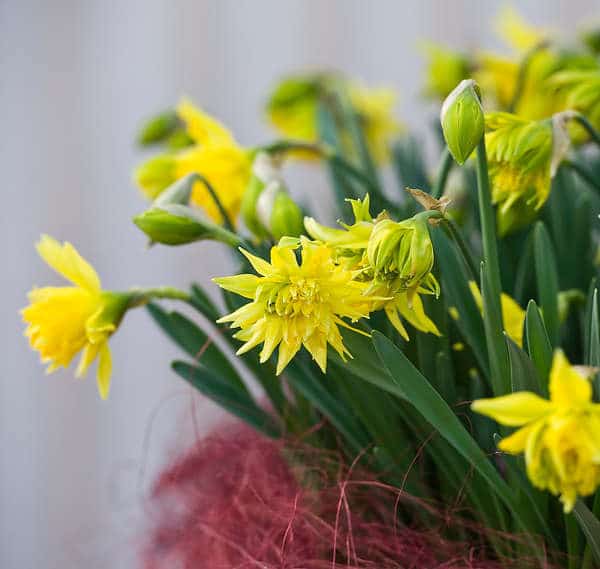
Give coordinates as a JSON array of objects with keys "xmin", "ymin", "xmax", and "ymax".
[
  {"xmin": 485, "ymin": 112, "xmax": 571, "ymax": 235},
  {"xmin": 468, "ymin": 282, "xmax": 525, "ymax": 347},
  {"xmin": 472, "ymin": 350, "xmax": 600, "ymax": 512},
  {"xmin": 22, "ymin": 236, "xmax": 133, "ymax": 399},
  {"xmin": 135, "ymin": 99, "xmax": 251, "ymax": 225},
  {"xmin": 214, "ymin": 238, "xmax": 374, "ymax": 375},
  {"xmin": 305, "ymin": 195, "xmax": 441, "ymax": 340},
  {"xmin": 266, "ymin": 75, "xmax": 401, "ymax": 163}
]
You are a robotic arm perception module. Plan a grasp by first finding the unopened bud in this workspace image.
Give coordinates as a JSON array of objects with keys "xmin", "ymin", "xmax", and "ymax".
[
  {"xmin": 136, "ymin": 110, "xmax": 179, "ymax": 146},
  {"xmin": 440, "ymin": 79, "xmax": 484, "ymax": 165},
  {"xmin": 257, "ymin": 182, "xmax": 304, "ymax": 240},
  {"xmin": 241, "ymin": 152, "xmax": 302, "ymax": 240},
  {"xmin": 133, "ymin": 174, "xmax": 241, "ymax": 247}
]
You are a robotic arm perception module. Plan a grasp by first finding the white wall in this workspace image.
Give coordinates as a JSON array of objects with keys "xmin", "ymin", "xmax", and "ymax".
[{"xmin": 1, "ymin": 1, "xmax": 595, "ymax": 567}]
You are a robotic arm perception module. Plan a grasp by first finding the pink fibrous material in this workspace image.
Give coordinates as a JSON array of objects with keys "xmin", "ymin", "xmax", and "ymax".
[{"xmin": 140, "ymin": 422, "xmax": 551, "ymax": 569}]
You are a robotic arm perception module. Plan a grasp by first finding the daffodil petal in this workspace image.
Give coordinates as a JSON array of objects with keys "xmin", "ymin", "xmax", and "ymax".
[
  {"xmin": 96, "ymin": 342, "xmax": 112, "ymax": 400},
  {"xmin": 549, "ymin": 350, "xmax": 592, "ymax": 408},
  {"xmin": 36, "ymin": 235, "xmax": 101, "ymax": 292},
  {"xmin": 471, "ymin": 392, "xmax": 553, "ymax": 426}
]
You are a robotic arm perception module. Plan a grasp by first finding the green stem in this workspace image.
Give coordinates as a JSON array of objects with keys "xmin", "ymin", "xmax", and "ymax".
[
  {"xmin": 193, "ymin": 173, "xmax": 236, "ymax": 234},
  {"xmin": 565, "ymin": 512, "xmax": 581, "ymax": 569},
  {"xmin": 129, "ymin": 286, "xmax": 191, "ymax": 308},
  {"xmin": 572, "ymin": 113, "xmax": 600, "ymax": 148},
  {"xmin": 475, "ymin": 138, "xmax": 510, "ymax": 395},
  {"xmin": 564, "ymin": 159, "xmax": 600, "ymax": 195},
  {"xmin": 442, "ymin": 219, "xmax": 479, "ymax": 282},
  {"xmin": 431, "ymin": 148, "xmax": 453, "ymax": 199}
]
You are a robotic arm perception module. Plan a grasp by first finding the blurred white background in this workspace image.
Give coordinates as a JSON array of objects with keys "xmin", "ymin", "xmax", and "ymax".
[{"xmin": 1, "ymin": 1, "xmax": 596, "ymax": 567}]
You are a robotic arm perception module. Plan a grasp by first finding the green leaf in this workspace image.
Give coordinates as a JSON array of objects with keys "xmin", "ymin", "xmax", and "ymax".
[
  {"xmin": 391, "ymin": 135, "xmax": 431, "ymax": 194},
  {"xmin": 371, "ymin": 331, "xmax": 548, "ymax": 537},
  {"xmin": 146, "ymin": 303, "xmax": 247, "ymax": 393},
  {"xmin": 573, "ymin": 500, "xmax": 600, "ymax": 564},
  {"xmin": 586, "ymin": 288, "xmax": 600, "ymax": 396},
  {"xmin": 432, "ymin": 231, "xmax": 489, "ymax": 378},
  {"xmin": 587, "ymin": 289, "xmax": 600, "ymax": 366},
  {"xmin": 189, "ymin": 283, "xmax": 221, "ymax": 321},
  {"xmin": 317, "ymin": 100, "xmax": 356, "ymax": 211},
  {"xmin": 172, "ymin": 361, "xmax": 280, "ymax": 437},
  {"xmin": 525, "ymin": 300, "xmax": 552, "ymax": 397},
  {"xmin": 286, "ymin": 357, "xmax": 370, "ymax": 454},
  {"xmin": 533, "ymin": 222, "xmax": 560, "ymax": 347},
  {"xmin": 505, "ymin": 334, "xmax": 541, "ymax": 394},
  {"xmin": 481, "ymin": 262, "xmax": 511, "ymax": 395}
]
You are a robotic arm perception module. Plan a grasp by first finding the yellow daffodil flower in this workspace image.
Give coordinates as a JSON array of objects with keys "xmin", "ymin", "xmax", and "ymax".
[
  {"xmin": 22, "ymin": 236, "xmax": 132, "ymax": 399},
  {"xmin": 214, "ymin": 238, "xmax": 374, "ymax": 375},
  {"xmin": 472, "ymin": 350, "xmax": 600, "ymax": 512},
  {"xmin": 134, "ymin": 98, "xmax": 251, "ymax": 225},
  {"xmin": 468, "ymin": 281, "xmax": 525, "ymax": 347},
  {"xmin": 485, "ymin": 112, "xmax": 571, "ymax": 235}
]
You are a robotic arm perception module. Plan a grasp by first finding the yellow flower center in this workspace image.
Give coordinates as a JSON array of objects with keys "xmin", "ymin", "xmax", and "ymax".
[{"xmin": 268, "ymin": 278, "xmax": 325, "ymax": 318}]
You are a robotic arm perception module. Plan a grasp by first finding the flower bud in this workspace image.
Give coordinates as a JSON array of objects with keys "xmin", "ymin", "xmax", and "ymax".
[
  {"xmin": 133, "ymin": 174, "xmax": 241, "ymax": 247},
  {"xmin": 256, "ymin": 181, "xmax": 304, "ymax": 241},
  {"xmin": 241, "ymin": 152, "xmax": 282, "ymax": 238},
  {"xmin": 241, "ymin": 152, "xmax": 302, "ymax": 240},
  {"xmin": 136, "ymin": 110, "xmax": 179, "ymax": 146},
  {"xmin": 440, "ymin": 79, "xmax": 484, "ymax": 165},
  {"xmin": 367, "ymin": 215, "xmax": 435, "ymax": 292}
]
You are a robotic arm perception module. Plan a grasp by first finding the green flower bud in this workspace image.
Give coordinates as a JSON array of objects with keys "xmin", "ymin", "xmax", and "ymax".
[
  {"xmin": 258, "ymin": 183, "xmax": 304, "ymax": 241},
  {"xmin": 367, "ymin": 215, "xmax": 437, "ymax": 294},
  {"xmin": 241, "ymin": 152, "xmax": 282, "ymax": 239},
  {"xmin": 133, "ymin": 155, "xmax": 176, "ymax": 200},
  {"xmin": 241, "ymin": 152, "xmax": 302, "ymax": 240},
  {"xmin": 136, "ymin": 110, "xmax": 179, "ymax": 146},
  {"xmin": 133, "ymin": 174, "xmax": 241, "ymax": 247},
  {"xmin": 440, "ymin": 79, "xmax": 484, "ymax": 165}
]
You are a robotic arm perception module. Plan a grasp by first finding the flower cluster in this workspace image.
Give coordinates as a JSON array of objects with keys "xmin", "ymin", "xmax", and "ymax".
[
  {"xmin": 215, "ymin": 195, "xmax": 442, "ymax": 374},
  {"xmin": 21, "ymin": 6, "xmax": 600, "ymax": 557}
]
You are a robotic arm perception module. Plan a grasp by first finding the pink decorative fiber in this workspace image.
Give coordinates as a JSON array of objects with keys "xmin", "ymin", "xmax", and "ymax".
[{"xmin": 140, "ymin": 423, "xmax": 551, "ymax": 568}]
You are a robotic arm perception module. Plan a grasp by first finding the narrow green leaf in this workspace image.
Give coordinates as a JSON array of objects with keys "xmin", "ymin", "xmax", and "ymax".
[
  {"xmin": 573, "ymin": 500, "xmax": 600, "ymax": 564},
  {"xmin": 147, "ymin": 303, "xmax": 246, "ymax": 392},
  {"xmin": 317, "ymin": 100, "xmax": 356, "ymax": 210},
  {"xmin": 172, "ymin": 361, "xmax": 280, "ymax": 437},
  {"xmin": 525, "ymin": 300, "xmax": 552, "ymax": 397},
  {"xmin": 371, "ymin": 331, "xmax": 548, "ymax": 537},
  {"xmin": 189, "ymin": 283, "xmax": 221, "ymax": 321},
  {"xmin": 481, "ymin": 262, "xmax": 511, "ymax": 395},
  {"xmin": 391, "ymin": 135, "xmax": 431, "ymax": 193},
  {"xmin": 533, "ymin": 222, "xmax": 560, "ymax": 346},
  {"xmin": 587, "ymin": 289, "xmax": 600, "ymax": 366},
  {"xmin": 286, "ymin": 358, "xmax": 370, "ymax": 454},
  {"xmin": 586, "ymin": 289, "xmax": 600, "ymax": 396},
  {"xmin": 505, "ymin": 334, "xmax": 541, "ymax": 394},
  {"xmin": 432, "ymin": 231, "xmax": 489, "ymax": 378}
]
